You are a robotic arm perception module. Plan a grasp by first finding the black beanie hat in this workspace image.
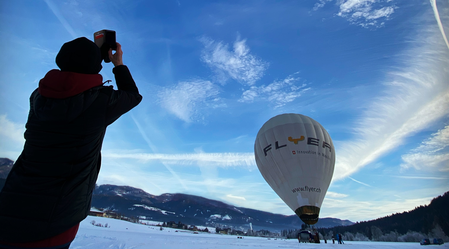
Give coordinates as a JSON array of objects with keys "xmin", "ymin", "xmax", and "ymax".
[{"xmin": 56, "ymin": 37, "xmax": 102, "ymax": 74}]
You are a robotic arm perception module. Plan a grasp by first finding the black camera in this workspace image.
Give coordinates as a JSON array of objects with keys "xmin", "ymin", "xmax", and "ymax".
[{"xmin": 94, "ymin": 30, "xmax": 117, "ymax": 63}]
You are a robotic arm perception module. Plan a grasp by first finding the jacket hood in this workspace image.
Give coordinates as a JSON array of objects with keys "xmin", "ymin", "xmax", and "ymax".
[
  {"xmin": 38, "ymin": 69, "xmax": 103, "ymax": 99},
  {"xmin": 32, "ymin": 70, "xmax": 104, "ymax": 122}
]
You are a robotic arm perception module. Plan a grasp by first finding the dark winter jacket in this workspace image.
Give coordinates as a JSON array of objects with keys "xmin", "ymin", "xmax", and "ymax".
[{"xmin": 0, "ymin": 65, "xmax": 142, "ymax": 243}]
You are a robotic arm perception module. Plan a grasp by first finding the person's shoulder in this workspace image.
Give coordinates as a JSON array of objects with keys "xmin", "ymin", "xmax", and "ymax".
[
  {"xmin": 91, "ymin": 85, "xmax": 113, "ymax": 92},
  {"xmin": 80, "ymin": 85, "xmax": 114, "ymax": 100},
  {"xmin": 97, "ymin": 85, "xmax": 115, "ymax": 96}
]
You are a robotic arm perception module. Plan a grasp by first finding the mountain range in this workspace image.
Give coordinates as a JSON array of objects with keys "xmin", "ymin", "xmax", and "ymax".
[
  {"xmin": 0, "ymin": 158, "xmax": 13, "ymax": 190},
  {"xmin": 91, "ymin": 184, "xmax": 353, "ymax": 232},
  {"xmin": 0, "ymin": 157, "xmax": 352, "ymax": 232},
  {"xmin": 1, "ymin": 157, "xmax": 447, "ymax": 238}
]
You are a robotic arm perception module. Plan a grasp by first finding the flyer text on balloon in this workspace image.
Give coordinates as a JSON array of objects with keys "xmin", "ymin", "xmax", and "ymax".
[{"xmin": 262, "ymin": 136, "xmax": 332, "ymax": 156}]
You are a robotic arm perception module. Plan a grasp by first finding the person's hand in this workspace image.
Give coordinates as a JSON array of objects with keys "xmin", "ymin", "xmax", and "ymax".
[{"xmin": 108, "ymin": 42, "xmax": 123, "ymax": 67}]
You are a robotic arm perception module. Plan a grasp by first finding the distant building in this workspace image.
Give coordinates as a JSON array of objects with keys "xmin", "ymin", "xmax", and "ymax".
[{"xmin": 88, "ymin": 207, "xmax": 105, "ymax": 217}]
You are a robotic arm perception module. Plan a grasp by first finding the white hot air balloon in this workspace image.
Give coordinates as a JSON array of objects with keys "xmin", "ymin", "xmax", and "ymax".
[{"xmin": 254, "ymin": 113, "xmax": 335, "ymax": 225}]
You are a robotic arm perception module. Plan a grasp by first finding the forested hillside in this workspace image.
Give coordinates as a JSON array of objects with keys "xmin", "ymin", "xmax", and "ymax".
[{"xmin": 317, "ymin": 192, "xmax": 449, "ymax": 242}]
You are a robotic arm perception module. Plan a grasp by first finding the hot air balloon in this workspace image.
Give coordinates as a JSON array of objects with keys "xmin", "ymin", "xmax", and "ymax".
[{"xmin": 254, "ymin": 113, "xmax": 335, "ymax": 225}]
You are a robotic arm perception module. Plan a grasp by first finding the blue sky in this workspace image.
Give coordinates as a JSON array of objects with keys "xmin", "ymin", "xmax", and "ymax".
[{"xmin": 0, "ymin": 0, "xmax": 448, "ymax": 222}]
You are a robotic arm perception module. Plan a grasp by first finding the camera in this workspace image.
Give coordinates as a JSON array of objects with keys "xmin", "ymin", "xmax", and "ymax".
[{"xmin": 94, "ymin": 30, "xmax": 117, "ymax": 63}]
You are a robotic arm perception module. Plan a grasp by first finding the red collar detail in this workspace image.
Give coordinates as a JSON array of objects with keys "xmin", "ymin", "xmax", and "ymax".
[{"xmin": 39, "ymin": 69, "xmax": 103, "ymax": 99}]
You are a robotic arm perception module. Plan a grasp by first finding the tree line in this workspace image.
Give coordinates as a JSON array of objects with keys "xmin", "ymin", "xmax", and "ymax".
[{"xmin": 316, "ymin": 191, "xmax": 449, "ymax": 242}]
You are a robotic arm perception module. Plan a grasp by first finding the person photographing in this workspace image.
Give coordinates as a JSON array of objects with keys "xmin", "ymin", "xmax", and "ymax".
[{"xmin": 0, "ymin": 36, "xmax": 142, "ymax": 249}]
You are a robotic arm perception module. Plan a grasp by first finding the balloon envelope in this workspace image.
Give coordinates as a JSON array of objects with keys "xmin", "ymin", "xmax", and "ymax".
[{"xmin": 254, "ymin": 113, "xmax": 335, "ymax": 224}]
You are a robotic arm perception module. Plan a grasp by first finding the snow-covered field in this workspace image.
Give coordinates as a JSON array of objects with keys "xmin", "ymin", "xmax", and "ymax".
[{"xmin": 71, "ymin": 216, "xmax": 448, "ymax": 249}]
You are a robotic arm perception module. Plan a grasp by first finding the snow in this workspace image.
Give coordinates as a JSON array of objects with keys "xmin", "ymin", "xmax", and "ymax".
[
  {"xmin": 210, "ymin": 214, "xmax": 222, "ymax": 219},
  {"xmin": 222, "ymin": 214, "xmax": 232, "ymax": 220},
  {"xmin": 209, "ymin": 214, "xmax": 232, "ymax": 221},
  {"xmin": 133, "ymin": 204, "xmax": 175, "ymax": 215},
  {"xmin": 234, "ymin": 207, "xmax": 244, "ymax": 214},
  {"xmin": 71, "ymin": 216, "xmax": 449, "ymax": 249}
]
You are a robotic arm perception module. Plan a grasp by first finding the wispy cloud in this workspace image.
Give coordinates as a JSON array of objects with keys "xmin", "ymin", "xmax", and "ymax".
[
  {"xmin": 393, "ymin": 175, "xmax": 449, "ymax": 180},
  {"xmin": 326, "ymin": 191, "xmax": 349, "ymax": 198},
  {"xmin": 226, "ymin": 194, "xmax": 247, "ymax": 201},
  {"xmin": 239, "ymin": 72, "xmax": 310, "ymax": 108},
  {"xmin": 200, "ymin": 36, "xmax": 268, "ymax": 86},
  {"xmin": 158, "ymin": 80, "xmax": 222, "ymax": 123},
  {"xmin": 0, "ymin": 115, "xmax": 24, "ymax": 144},
  {"xmin": 401, "ymin": 125, "xmax": 449, "ymax": 171},
  {"xmin": 103, "ymin": 152, "xmax": 256, "ymax": 168},
  {"xmin": 333, "ymin": 26, "xmax": 449, "ymax": 181},
  {"xmin": 313, "ymin": 0, "xmax": 333, "ymax": 11},
  {"xmin": 0, "ymin": 115, "xmax": 25, "ymax": 160},
  {"xmin": 337, "ymin": 0, "xmax": 396, "ymax": 28},
  {"xmin": 322, "ymin": 196, "xmax": 433, "ymax": 221},
  {"xmin": 313, "ymin": 0, "xmax": 396, "ymax": 28}
]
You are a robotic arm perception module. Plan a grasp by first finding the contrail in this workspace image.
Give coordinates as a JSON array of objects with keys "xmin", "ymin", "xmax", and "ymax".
[
  {"xmin": 44, "ymin": 0, "xmax": 77, "ymax": 38},
  {"xmin": 430, "ymin": 0, "xmax": 449, "ymax": 50},
  {"xmin": 348, "ymin": 177, "xmax": 372, "ymax": 188},
  {"xmin": 131, "ymin": 114, "xmax": 188, "ymax": 190}
]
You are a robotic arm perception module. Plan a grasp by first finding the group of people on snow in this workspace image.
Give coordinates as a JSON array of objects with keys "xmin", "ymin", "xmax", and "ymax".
[{"xmin": 332, "ymin": 233, "xmax": 344, "ymax": 244}]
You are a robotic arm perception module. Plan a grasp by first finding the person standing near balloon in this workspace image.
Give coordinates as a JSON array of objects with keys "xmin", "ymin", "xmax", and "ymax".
[{"xmin": 314, "ymin": 231, "xmax": 320, "ymax": 243}]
